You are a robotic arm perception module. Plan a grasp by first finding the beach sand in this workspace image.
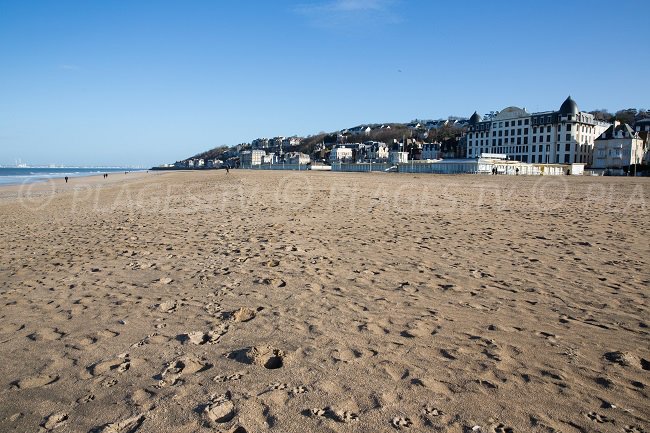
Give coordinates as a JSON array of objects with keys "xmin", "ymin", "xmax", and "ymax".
[{"xmin": 0, "ymin": 170, "xmax": 648, "ymax": 433}]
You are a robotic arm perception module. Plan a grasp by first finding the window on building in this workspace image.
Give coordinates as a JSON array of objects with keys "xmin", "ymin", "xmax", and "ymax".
[
  {"xmin": 504, "ymin": 130, "xmax": 508, "ymax": 136},
  {"xmin": 524, "ymin": 137, "xmax": 528, "ymax": 144},
  {"xmin": 533, "ymin": 136, "xmax": 537, "ymax": 143},
  {"xmin": 498, "ymin": 130, "xmax": 502, "ymax": 137},
  {"xmin": 566, "ymin": 134, "xmax": 571, "ymax": 141},
  {"xmin": 524, "ymin": 119, "xmax": 529, "ymax": 125},
  {"xmin": 547, "ymin": 126, "xmax": 552, "ymax": 133},
  {"xmin": 517, "ymin": 120, "xmax": 522, "ymax": 126},
  {"xmin": 567, "ymin": 124, "xmax": 571, "ymax": 131},
  {"xmin": 524, "ymin": 128, "xmax": 528, "ymax": 134},
  {"xmin": 517, "ymin": 137, "xmax": 521, "ymax": 145},
  {"xmin": 505, "ymin": 121, "xmax": 509, "ymax": 127},
  {"xmin": 565, "ymin": 143, "xmax": 570, "ymax": 151},
  {"xmin": 547, "ymin": 135, "xmax": 551, "ymax": 142},
  {"xmin": 498, "ymin": 139, "xmax": 502, "ymax": 145}
]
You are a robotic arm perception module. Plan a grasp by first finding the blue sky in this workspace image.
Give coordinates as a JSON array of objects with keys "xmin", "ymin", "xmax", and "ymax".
[{"xmin": 1, "ymin": 0, "xmax": 648, "ymax": 167}]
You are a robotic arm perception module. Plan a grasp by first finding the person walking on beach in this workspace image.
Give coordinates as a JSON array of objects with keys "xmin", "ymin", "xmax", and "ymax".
[
  {"xmin": 64, "ymin": 176, "xmax": 69, "ymax": 183},
  {"xmin": 226, "ymin": 166, "xmax": 230, "ymax": 174}
]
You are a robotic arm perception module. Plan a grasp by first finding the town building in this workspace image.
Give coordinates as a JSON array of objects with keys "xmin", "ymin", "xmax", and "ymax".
[
  {"xmin": 592, "ymin": 122, "xmax": 645, "ymax": 172},
  {"xmin": 329, "ymin": 146, "xmax": 353, "ymax": 162},
  {"xmin": 465, "ymin": 97, "xmax": 610, "ymax": 165},
  {"xmin": 366, "ymin": 141, "xmax": 389, "ymax": 161},
  {"xmin": 421, "ymin": 142, "xmax": 441, "ymax": 160},
  {"xmin": 240, "ymin": 150, "xmax": 266, "ymax": 167},
  {"xmin": 389, "ymin": 151, "xmax": 409, "ymax": 164},
  {"xmin": 635, "ymin": 118, "xmax": 650, "ymax": 164},
  {"xmin": 286, "ymin": 152, "xmax": 311, "ymax": 165}
]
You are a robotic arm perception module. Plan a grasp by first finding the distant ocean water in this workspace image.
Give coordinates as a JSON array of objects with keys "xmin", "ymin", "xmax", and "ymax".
[{"xmin": 0, "ymin": 167, "xmax": 140, "ymax": 186}]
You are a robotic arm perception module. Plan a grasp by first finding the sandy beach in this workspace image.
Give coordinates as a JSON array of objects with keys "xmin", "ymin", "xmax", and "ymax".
[{"xmin": 0, "ymin": 170, "xmax": 648, "ymax": 433}]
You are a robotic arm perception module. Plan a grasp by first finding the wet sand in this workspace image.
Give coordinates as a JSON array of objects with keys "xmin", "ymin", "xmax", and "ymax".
[{"xmin": 0, "ymin": 170, "xmax": 648, "ymax": 433}]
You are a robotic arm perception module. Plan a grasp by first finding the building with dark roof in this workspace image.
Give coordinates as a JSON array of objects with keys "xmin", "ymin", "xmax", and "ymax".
[
  {"xmin": 592, "ymin": 122, "xmax": 645, "ymax": 171},
  {"xmin": 466, "ymin": 96, "xmax": 611, "ymax": 165}
]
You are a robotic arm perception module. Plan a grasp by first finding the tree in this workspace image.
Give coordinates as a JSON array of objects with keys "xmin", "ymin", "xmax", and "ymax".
[
  {"xmin": 615, "ymin": 109, "xmax": 637, "ymax": 125},
  {"xmin": 589, "ymin": 109, "xmax": 614, "ymax": 122}
]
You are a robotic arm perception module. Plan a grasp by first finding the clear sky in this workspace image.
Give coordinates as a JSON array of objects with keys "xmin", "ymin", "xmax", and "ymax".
[{"xmin": 1, "ymin": 0, "xmax": 648, "ymax": 167}]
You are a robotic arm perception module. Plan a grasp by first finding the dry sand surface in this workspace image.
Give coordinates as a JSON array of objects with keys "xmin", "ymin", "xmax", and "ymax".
[{"xmin": 0, "ymin": 170, "xmax": 648, "ymax": 433}]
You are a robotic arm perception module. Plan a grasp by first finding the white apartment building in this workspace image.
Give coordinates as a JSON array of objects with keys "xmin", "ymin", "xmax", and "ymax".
[
  {"xmin": 592, "ymin": 122, "xmax": 644, "ymax": 170},
  {"xmin": 466, "ymin": 97, "xmax": 610, "ymax": 165},
  {"xmin": 329, "ymin": 146, "xmax": 353, "ymax": 161}
]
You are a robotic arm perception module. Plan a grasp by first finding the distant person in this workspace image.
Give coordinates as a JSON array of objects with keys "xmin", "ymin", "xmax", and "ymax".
[
  {"xmin": 515, "ymin": 167, "xmax": 519, "ymax": 176},
  {"xmin": 64, "ymin": 176, "xmax": 69, "ymax": 183},
  {"xmin": 226, "ymin": 167, "xmax": 230, "ymax": 174},
  {"xmin": 566, "ymin": 169, "xmax": 571, "ymax": 175}
]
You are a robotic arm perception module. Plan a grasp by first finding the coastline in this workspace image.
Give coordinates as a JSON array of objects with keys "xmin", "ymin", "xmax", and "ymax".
[
  {"xmin": 0, "ymin": 170, "xmax": 648, "ymax": 433},
  {"xmin": 0, "ymin": 170, "xmax": 154, "ymax": 203}
]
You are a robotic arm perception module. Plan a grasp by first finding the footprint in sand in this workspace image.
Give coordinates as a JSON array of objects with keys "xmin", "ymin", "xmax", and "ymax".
[
  {"xmin": 11, "ymin": 374, "xmax": 59, "ymax": 390},
  {"xmin": 89, "ymin": 354, "xmax": 142, "ymax": 376},
  {"xmin": 586, "ymin": 411, "xmax": 612, "ymax": 423},
  {"xmin": 624, "ymin": 426, "xmax": 646, "ymax": 433},
  {"xmin": 213, "ymin": 372, "xmax": 244, "ymax": 383},
  {"xmin": 256, "ymin": 277, "xmax": 286, "ymax": 287},
  {"xmin": 289, "ymin": 385, "xmax": 308, "ymax": 396},
  {"xmin": 94, "ymin": 414, "xmax": 145, "ymax": 433},
  {"xmin": 40, "ymin": 412, "xmax": 68, "ymax": 430},
  {"xmin": 130, "ymin": 389, "xmax": 156, "ymax": 406},
  {"xmin": 309, "ymin": 407, "xmax": 358, "ymax": 423},
  {"xmin": 156, "ymin": 355, "xmax": 212, "ymax": 387},
  {"xmin": 181, "ymin": 330, "xmax": 223, "ymax": 345},
  {"xmin": 228, "ymin": 346, "xmax": 285, "ymax": 369},
  {"xmin": 27, "ymin": 328, "xmax": 65, "ymax": 341},
  {"xmin": 202, "ymin": 392, "xmax": 236, "ymax": 424},
  {"xmin": 269, "ymin": 382, "xmax": 288, "ymax": 391},
  {"xmin": 492, "ymin": 423, "xmax": 514, "ymax": 433},
  {"xmin": 230, "ymin": 307, "xmax": 258, "ymax": 322},
  {"xmin": 76, "ymin": 394, "xmax": 95, "ymax": 404},
  {"xmin": 130, "ymin": 333, "xmax": 170, "ymax": 348},
  {"xmin": 100, "ymin": 378, "xmax": 118, "ymax": 388},
  {"xmin": 76, "ymin": 336, "xmax": 98, "ymax": 347},
  {"xmin": 97, "ymin": 329, "xmax": 120, "ymax": 339},
  {"xmin": 603, "ymin": 351, "xmax": 634, "ymax": 367},
  {"xmin": 392, "ymin": 416, "xmax": 413, "ymax": 429},
  {"xmin": 423, "ymin": 406, "xmax": 443, "ymax": 416},
  {"xmin": 154, "ymin": 300, "xmax": 177, "ymax": 313}
]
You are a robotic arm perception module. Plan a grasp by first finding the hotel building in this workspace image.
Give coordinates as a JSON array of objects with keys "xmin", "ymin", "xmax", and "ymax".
[{"xmin": 466, "ymin": 97, "xmax": 610, "ymax": 165}]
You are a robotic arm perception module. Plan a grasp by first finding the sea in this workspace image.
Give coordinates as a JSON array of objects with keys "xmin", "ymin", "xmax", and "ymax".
[{"xmin": 0, "ymin": 167, "xmax": 142, "ymax": 186}]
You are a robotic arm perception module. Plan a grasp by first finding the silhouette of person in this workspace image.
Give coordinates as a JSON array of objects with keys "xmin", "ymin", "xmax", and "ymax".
[{"xmin": 64, "ymin": 176, "xmax": 69, "ymax": 183}]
